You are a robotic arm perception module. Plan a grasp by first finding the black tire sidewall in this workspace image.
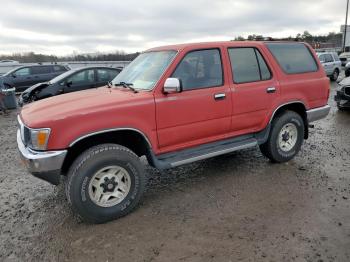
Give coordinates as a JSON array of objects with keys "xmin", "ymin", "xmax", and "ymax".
[
  {"xmin": 67, "ymin": 144, "xmax": 145, "ymax": 223},
  {"xmin": 270, "ymin": 112, "xmax": 304, "ymax": 162}
]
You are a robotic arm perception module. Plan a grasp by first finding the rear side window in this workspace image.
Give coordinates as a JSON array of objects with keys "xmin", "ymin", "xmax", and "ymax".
[
  {"xmin": 31, "ymin": 66, "xmax": 52, "ymax": 74},
  {"xmin": 53, "ymin": 65, "xmax": 67, "ymax": 72},
  {"xmin": 266, "ymin": 43, "xmax": 318, "ymax": 74},
  {"xmin": 324, "ymin": 54, "xmax": 334, "ymax": 63},
  {"xmin": 172, "ymin": 49, "xmax": 223, "ymax": 90},
  {"xmin": 333, "ymin": 53, "xmax": 340, "ymax": 61},
  {"xmin": 228, "ymin": 47, "xmax": 271, "ymax": 84}
]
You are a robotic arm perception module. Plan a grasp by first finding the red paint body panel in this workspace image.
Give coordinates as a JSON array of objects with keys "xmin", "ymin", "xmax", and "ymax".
[{"xmin": 20, "ymin": 41, "xmax": 329, "ymax": 155}]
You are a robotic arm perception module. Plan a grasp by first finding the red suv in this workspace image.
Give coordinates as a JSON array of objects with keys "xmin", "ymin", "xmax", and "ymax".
[{"xmin": 17, "ymin": 41, "xmax": 330, "ymax": 223}]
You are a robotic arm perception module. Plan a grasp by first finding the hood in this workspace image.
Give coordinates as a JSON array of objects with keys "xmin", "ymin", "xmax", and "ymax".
[
  {"xmin": 22, "ymin": 82, "xmax": 50, "ymax": 96},
  {"xmin": 21, "ymin": 86, "xmax": 144, "ymax": 127},
  {"xmin": 339, "ymin": 77, "xmax": 350, "ymax": 87}
]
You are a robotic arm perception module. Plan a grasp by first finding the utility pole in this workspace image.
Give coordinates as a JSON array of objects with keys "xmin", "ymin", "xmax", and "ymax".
[{"xmin": 344, "ymin": 0, "xmax": 349, "ymax": 52}]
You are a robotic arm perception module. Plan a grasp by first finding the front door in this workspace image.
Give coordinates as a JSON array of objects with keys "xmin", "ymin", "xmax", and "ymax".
[
  {"xmin": 155, "ymin": 48, "xmax": 232, "ymax": 152},
  {"xmin": 64, "ymin": 69, "xmax": 96, "ymax": 93}
]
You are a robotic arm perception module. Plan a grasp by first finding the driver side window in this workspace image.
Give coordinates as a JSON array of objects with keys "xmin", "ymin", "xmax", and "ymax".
[
  {"xmin": 66, "ymin": 70, "xmax": 95, "ymax": 85},
  {"xmin": 15, "ymin": 68, "xmax": 30, "ymax": 76},
  {"xmin": 172, "ymin": 49, "xmax": 223, "ymax": 91}
]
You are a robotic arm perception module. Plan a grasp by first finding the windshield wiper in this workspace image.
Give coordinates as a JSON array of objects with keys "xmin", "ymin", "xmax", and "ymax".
[{"xmin": 114, "ymin": 82, "xmax": 138, "ymax": 93}]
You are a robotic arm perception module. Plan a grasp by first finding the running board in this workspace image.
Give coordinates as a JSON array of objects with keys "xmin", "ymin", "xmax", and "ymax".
[{"xmin": 148, "ymin": 136, "xmax": 258, "ymax": 170}]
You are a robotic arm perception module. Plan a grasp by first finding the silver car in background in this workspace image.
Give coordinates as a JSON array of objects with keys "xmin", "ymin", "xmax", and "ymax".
[{"xmin": 317, "ymin": 52, "xmax": 341, "ymax": 81}]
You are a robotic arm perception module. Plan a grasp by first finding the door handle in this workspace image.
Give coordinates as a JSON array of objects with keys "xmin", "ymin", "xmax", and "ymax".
[
  {"xmin": 214, "ymin": 93, "xmax": 226, "ymax": 100},
  {"xmin": 266, "ymin": 87, "xmax": 276, "ymax": 93}
]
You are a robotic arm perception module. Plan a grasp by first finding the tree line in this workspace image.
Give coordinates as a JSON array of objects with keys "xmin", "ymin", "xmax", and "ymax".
[
  {"xmin": 0, "ymin": 31, "xmax": 344, "ymax": 63},
  {"xmin": 0, "ymin": 51, "xmax": 140, "ymax": 63}
]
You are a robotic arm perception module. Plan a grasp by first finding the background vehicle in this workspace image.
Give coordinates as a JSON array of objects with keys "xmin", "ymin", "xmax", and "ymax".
[
  {"xmin": 335, "ymin": 77, "xmax": 350, "ymax": 110},
  {"xmin": 0, "ymin": 64, "xmax": 69, "ymax": 92},
  {"xmin": 345, "ymin": 62, "xmax": 350, "ymax": 77},
  {"xmin": 339, "ymin": 52, "xmax": 350, "ymax": 66},
  {"xmin": 19, "ymin": 66, "xmax": 121, "ymax": 105},
  {"xmin": 17, "ymin": 41, "xmax": 330, "ymax": 223},
  {"xmin": 0, "ymin": 60, "xmax": 19, "ymax": 65},
  {"xmin": 317, "ymin": 52, "xmax": 341, "ymax": 81}
]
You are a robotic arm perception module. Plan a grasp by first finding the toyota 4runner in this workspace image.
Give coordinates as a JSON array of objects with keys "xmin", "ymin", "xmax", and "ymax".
[{"xmin": 17, "ymin": 41, "xmax": 330, "ymax": 223}]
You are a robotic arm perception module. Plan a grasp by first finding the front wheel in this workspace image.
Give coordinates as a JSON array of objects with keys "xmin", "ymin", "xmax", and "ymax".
[
  {"xmin": 66, "ymin": 144, "xmax": 147, "ymax": 223},
  {"xmin": 260, "ymin": 111, "xmax": 304, "ymax": 163}
]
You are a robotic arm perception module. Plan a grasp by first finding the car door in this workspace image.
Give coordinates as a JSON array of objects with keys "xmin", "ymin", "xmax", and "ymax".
[
  {"xmin": 155, "ymin": 48, "xmax": 232, "ymax": 151},
  {"xmin": 96, "ymin": 68, "xmax": 120, "ymax": 87},
  {"xmin": 12, "ymin": 67, "xmax": 32, "ymax": 89},
  {"xmin": 227, "ymin": 47, "xmax": 279, "ymax": 133},
  {"xmin": 30, "ymin": 66, "xmax": 53, "ymax": 84},
  {"xmin": 64, "ymin": 69, "xmax": 96, "ymax": 93},
  {"xmin": 323, "ymin": 54, "xmax": 334, "ymax": 75}
]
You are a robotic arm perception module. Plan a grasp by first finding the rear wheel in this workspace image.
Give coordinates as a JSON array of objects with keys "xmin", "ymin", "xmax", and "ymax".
[
  {"xmin": 66, "ymin": 144, "xmax": 147, "ymax": 223},
  {"xmin": 260, "ymin": 111, "xmax": 304, "ymax": 163},
  {"xmin": 330, "ymin": 69, "xmax": 339, "ymax": 81}
]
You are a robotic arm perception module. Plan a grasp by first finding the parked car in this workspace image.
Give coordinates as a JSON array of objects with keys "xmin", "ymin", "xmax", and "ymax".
[
  {"xmin": 17, "ymin": 41, "xmax": 330, "ymax": 223},
  {"xmin": 335, "ymin": 77, "xmax": 350, "ymax": 109},
  {"xmin": 0, "ymin": 64, "xmax": 69, "ymax": 92},
  {"xmin": 317, "ymin": 52, "xmax": 341, "ymax": 81},
  {"xmin": 345, "ymin": 61, "xmax": 350, "ymax": 77},
  {"xmin": 0, "ymin": 60, "xmax": 19, "ymax": 65},
  {"xmin": 339, "ymin": 52, "xmax": 350, "ymax": 66},
  {"xmin": 19, "ymin": 66, "xmax": 121, "ymax": 105}
]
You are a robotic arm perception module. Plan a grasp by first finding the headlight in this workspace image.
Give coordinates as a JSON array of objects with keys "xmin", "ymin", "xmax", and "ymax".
[{"xmin": 29, "ymin": 128, "xmax": 51, "ymax": 150}]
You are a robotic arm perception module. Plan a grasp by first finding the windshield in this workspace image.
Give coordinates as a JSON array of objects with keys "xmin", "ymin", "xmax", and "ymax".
[
  {"xmin": 111, "ymin": 50, "xmax": 177, "ymax": 90},
  {"xmin": 48, "ymin": 69, "xmax": 81, "ymax": 84}
]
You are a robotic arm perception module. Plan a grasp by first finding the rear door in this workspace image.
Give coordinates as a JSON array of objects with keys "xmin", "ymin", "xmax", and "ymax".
[
  {"xmin": 64, "ymin": 69, "xmax": 96, "ymax": 92},
  {"xmin": 30, "ymin": 66, "xmax": 55, "ymax": 84},
  {"xmin": 323, "ymin": 54, "xmax": 335, "ymax": 75},
  {"xmin": 227, "ymin": 46, "xmax": 279, "ymax": 133},
  {"xmin": 155, "ymin": 48, "xmax": 232, "ymax": 151}
]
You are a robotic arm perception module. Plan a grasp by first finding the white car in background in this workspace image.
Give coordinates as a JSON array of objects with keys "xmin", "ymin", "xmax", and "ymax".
[
  {"xmin": 0, "ymin": 60, "xmax": 19, "ymax": 65},
  {"xmin": 317, "ymin": 52, "xmax": 341, "ymax": 81}
]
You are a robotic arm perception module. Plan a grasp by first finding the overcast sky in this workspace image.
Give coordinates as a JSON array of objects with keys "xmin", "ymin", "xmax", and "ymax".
[{"xmin": 0, "ymin": 0, "xmax": 347, "ymax": 56}]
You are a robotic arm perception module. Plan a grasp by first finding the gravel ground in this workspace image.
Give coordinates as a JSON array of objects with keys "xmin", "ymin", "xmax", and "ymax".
[{"xmin": 0, "ymin": 81, "xmax": 349, "ymax": 262}]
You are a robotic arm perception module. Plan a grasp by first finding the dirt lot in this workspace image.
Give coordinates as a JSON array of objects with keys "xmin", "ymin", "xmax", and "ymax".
[{"xmin": 0, "ymin": 81, "xmax": 349, "ymax": 262}]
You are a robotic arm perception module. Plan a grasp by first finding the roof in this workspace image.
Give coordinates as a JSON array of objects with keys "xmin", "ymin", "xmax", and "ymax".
[{"xmin": 146, "ymin": 41, "xmax": 308, "ymax": 52}]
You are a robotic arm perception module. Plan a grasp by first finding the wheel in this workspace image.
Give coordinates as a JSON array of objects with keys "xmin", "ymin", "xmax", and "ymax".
[
  {"xmin": 330, "ymin": 69, "xmax": 339, "ymax": 81},
  {"xmin": 345, "ymin": 68, "xmax": 350, "ymax": 78},
  {"xmin": 260, "ymin": 111, "xmax": 304, "ymax": 163},
  {"xmin": 66, "ymin": 144, "xmax": 147, "ymax": 223}
]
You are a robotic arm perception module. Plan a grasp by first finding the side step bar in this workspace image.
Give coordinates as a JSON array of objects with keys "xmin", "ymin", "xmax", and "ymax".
[{"xmin": 148, "ymin": 136, "xmax": 259, "ymax": 170}]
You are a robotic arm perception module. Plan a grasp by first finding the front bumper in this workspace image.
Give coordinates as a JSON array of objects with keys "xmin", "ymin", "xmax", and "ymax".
[
  {"xmin": 335, "ymin": 90, "xmax": 350, "ymax": 108},
  {"xmin": 306, "ymin": 105, "xmax": 331, "ymax": 123},
  {"xmin": 17, "ymin": 130, "xmax": 67, "ymax": 185}
]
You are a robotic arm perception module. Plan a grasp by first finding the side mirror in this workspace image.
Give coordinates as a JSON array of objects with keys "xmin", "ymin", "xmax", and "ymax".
[
  {"xmin": 163, "ymin": 78, "xmax": 181, "ymax": 94},
  {"xmin": 66, "ymin": 80, "xmax": 72, "ymax": 87},
  {"xmin": 11, "ymin": 73, "xmax": 16, "ymax": 78}
]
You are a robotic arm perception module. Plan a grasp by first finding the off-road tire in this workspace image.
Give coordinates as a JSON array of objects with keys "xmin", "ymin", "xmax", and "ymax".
[
  {"xmin": 66, "ymin": 143, "xmax": 146, "ymax": 224},
  {"xmin": 260, "ymin": 111, "xmax": 304, "ymax": 163}
]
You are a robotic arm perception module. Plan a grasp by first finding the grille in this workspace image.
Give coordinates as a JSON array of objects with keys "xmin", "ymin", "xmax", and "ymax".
[
  {"xmin": 340, "ymin": 58, "xmax": 347, "ymax": 62},
  {"xmin": 345, "ymin": 86, "xmax": 350, "ymax": 97},
  {"xmin": 17, "ymin": 116, "xmax": 30, "ymax": 146}
]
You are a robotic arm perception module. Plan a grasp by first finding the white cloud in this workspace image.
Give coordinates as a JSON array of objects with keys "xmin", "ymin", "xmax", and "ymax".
[{"xmin": 0, "ymin": 0, "xmax": 346, "ymax": 55}]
